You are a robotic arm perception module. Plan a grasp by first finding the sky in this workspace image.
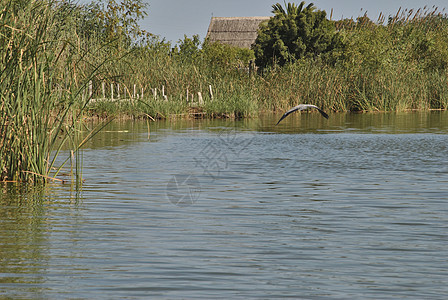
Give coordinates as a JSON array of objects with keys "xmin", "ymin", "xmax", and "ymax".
[{"xmin": 78, "ymin": 0, "xmax": 448, "ymax": 45}]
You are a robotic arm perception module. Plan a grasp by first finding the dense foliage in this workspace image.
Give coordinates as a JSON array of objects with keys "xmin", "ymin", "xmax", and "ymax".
[{"xmin": 252, "ymin": 1, "xmax": 340, "ymax": 67}]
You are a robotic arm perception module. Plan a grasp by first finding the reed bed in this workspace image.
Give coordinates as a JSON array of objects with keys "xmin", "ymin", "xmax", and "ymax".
[
  {"xmin": 2, "ymin": 1, "xmax": 448, "ymax": 184},
  {"xmin": 85, "ymin": 6, "xmax": 448, "ymax": 119},
  {"xmin": 0, "ymin": 0, "xmax": 108, "ymax": 183}
]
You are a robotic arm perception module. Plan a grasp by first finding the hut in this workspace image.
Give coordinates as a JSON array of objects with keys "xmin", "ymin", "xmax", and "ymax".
[{"xmin": 206, "ymin": 17, "xmax": 270, "ymax": 49}]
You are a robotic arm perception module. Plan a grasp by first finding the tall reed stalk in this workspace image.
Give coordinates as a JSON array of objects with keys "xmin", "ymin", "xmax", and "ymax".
[{"xmin": 0, "ymin": 0, "xmax": 106, "ymax": 184}]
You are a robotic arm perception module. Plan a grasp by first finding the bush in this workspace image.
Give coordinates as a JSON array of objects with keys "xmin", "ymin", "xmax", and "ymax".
[{"xmin": 202, "ymin": 40, "xmax": 255, "ymax": 68}]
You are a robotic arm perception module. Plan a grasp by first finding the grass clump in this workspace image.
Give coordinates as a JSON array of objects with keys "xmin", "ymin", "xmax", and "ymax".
[{"xmin": 0, "ymin": 0, "xmax": 108, "ymax": 183}]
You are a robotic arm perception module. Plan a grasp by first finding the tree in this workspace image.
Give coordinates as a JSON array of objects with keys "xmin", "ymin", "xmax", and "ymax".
[
  {"xmin": 271, "ymin": 1, "xmax": 313, "ymax": 16},
  {"xmin": 174, "ymin": 35, "xmax": 202, "ymax": 63},
  {"xmin": 91, "ymin": 0, "xmax": 150, "ymax": 44},
  {"xmin": 252, "ymin": 1, "xmax": 339, "ymax": 67}
]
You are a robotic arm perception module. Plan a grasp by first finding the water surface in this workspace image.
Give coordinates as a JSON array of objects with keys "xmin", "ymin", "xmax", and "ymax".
[{"xmin": 1, "ymin": 112, "xmax": 448, "ymax": 299}]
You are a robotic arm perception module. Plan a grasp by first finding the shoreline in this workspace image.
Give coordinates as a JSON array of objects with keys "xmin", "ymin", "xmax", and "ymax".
[{"xmin": 81, "ymin": 107, "xmax": 448, "ymax": 122}]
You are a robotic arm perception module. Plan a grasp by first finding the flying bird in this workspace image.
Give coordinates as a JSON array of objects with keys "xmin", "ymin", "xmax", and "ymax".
[{"xmin": 276, "ymin": 104, "xmax": 329, "ymax": 125}]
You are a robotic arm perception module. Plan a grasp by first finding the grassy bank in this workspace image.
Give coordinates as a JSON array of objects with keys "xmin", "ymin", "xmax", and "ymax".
[{"xmin": 87, "ymin": 55, "xmax": 448, "ymax": 119}]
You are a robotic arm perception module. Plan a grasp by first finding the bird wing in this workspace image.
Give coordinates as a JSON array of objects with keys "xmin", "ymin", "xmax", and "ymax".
[
  {"xmin": 314, "ymin": 107, "xmax": 329, "ymax": 119},
  {"xmin": 275, "ymin": 105, "xmax": 302, "ymax": 125},
  {"xmin": 275, "ymin": 104, "xmax": 329, "ymax": 125}
]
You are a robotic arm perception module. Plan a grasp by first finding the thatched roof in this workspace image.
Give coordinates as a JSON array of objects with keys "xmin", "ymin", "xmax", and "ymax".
[{"xmin": 206, "ymin": 17, "xmax": 270, "ymax": 49}]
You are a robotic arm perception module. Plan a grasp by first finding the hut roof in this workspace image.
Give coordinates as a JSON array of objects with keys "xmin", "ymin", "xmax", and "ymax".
[{"xmin": 206, "ymin": 17, "xmax": 270, "ymax": 49}]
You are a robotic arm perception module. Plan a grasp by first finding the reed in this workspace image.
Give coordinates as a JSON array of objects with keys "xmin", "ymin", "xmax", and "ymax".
[{"xmin": 0, "ymin": 0, "xmax": 108, "ymax": 183}]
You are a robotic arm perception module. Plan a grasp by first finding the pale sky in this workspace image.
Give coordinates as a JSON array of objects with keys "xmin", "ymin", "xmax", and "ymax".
[{"xmin": 77, "ymin": 0, "xmax": 448, "ymax": 44}]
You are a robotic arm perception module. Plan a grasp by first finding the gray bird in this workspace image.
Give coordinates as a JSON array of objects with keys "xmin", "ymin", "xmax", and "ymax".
[{"xmin": 276, "ymin": 104, "xmax": 329, "ymax": 125}]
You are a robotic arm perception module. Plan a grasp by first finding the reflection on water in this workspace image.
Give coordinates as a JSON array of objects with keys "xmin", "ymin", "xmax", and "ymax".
[
  {"xmin": 0, "ymin": 185, "xmax": 81, "ymax": 298},
  {"xmin": 1, "ymin": 112, "xmax": 448, "ymax": 299}
]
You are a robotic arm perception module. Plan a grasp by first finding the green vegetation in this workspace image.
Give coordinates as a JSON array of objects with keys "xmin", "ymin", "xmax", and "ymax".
[
  {"xmin": 81, "ymin": 1, "xmax": 448, "ymax": 117},
  {"xmin": 0, "ymin": 0, "xmax": 110, "ymax": 183},
  {"xmin": 253, "ymin": 2, "xmax": 340, "ymax": 67},
  {"xmin": 1, "ymin": 0, "xmax": 448, "ymax": 183}
]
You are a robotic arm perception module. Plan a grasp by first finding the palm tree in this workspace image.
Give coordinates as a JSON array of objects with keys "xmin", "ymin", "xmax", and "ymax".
[{"xmin": 271, "ymin": 1, "xmax": 315, "ymax": 17}]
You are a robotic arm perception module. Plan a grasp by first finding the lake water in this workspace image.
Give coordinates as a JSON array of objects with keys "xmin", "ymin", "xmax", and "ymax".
[{"xmin": 1, "ymin": 112, "xmax": 448, "ymax": 299}]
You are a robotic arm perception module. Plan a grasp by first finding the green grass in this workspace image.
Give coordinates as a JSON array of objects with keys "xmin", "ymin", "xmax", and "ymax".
[{"xmin": 84, "ymin": 53, "xmax": 448, "ymax": 119}]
